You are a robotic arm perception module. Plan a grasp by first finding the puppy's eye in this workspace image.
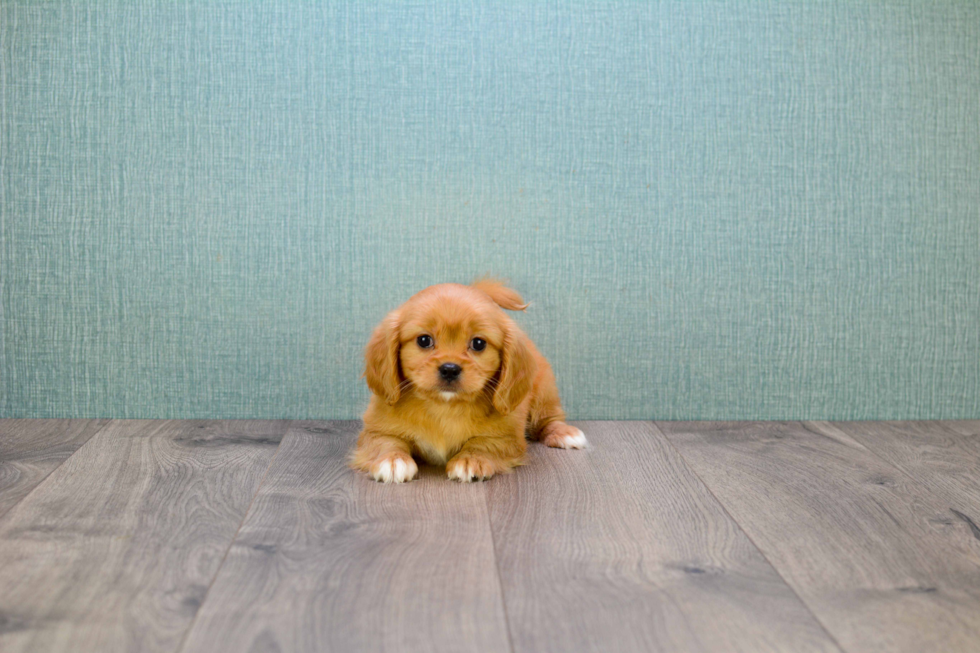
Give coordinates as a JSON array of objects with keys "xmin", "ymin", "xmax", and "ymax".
[
  {"xmin": 470, "ymin": 337, "xmax": 487, "ymax": 352},
  {"xmin": 416, "ymin": 334, "xmax": 434, "ymax": 349}
]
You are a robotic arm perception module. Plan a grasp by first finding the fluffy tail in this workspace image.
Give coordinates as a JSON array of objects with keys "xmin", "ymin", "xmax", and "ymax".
[{"xmin": 471, "ymin": 277, "xmax": 529, "ymax": 311}]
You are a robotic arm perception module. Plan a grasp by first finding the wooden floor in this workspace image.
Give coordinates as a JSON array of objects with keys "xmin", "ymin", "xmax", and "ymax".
[{"xmin": 0, "ymin": 420, "xmax": 978, "ymax": 652}]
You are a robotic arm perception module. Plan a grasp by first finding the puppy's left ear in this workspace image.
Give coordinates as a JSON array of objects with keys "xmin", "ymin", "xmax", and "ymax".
[
  {"xmin": 492, "ymin": 325, "xmax": 537, "ymax": 415},
  {"xmin": 364, "ymin": 310, "xmax": 403, "ymax": 405}
]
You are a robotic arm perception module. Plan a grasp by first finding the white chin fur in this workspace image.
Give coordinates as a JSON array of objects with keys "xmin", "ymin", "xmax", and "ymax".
[
  {"xmin": 554, "ymin": 428, "xmax": 588, "ymax": 449},
  {"xmin": 439, "ymin": 391, "xmax": 458, "ymax": 401}
]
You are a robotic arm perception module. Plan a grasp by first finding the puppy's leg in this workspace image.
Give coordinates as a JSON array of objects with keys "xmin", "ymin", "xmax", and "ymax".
[
  {"xmin": 350, "ymin": 431, "xmax": 419, "ymax": 483},
  {"xmin": 446, "ymin": 434, "xmax": 526, "ymax": 482},
  {"xmin": 538, "ymin": 420, "xmax": 588, "ymax": 449},
  {"xmin": 526, "ymin": 365, "xmax": 588, "ymax": 449}
]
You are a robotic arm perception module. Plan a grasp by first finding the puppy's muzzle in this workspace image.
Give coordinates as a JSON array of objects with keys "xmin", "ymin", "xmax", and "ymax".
[{"xmin": 438, "ymin": 363, "xmax": 462, "ymax": 383}]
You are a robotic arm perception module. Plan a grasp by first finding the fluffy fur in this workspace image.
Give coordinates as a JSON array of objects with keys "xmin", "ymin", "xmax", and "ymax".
[{"xmin": 351, "ymin": 279, "xmax": 587, "ymax": 483}]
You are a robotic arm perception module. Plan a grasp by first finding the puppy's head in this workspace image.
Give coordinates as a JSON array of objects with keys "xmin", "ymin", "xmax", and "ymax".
[{"xmin": 364, "ymin": 281, "xmax": 536, "ymax": 413}]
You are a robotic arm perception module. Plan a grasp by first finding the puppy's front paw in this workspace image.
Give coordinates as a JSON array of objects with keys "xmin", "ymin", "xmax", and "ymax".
[
  {"xmin": 370, "ymin": 455, "xmax": 418, "ymax": 483},
  {"xmin": 542, "ymin": 424, "xmax": 588, "ymax": 449},
  {"xmin": 447, "ymin": 454, "xmax": 497, "ymax": 482}
]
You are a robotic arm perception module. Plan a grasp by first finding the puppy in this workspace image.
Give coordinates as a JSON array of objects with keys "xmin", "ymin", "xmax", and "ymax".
[{"xmin": 351, "ymin": 279, "xmax": 587, "ymax": 483}]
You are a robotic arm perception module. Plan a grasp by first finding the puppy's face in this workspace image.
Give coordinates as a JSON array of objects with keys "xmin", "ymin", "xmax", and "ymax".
[
  {"xmin": 364, "ymin": 284, "xmax": 535, "ymax": 413},
  {"xmin": 398, "ymin": 297, "xmax": 504, "ymax": 400}
]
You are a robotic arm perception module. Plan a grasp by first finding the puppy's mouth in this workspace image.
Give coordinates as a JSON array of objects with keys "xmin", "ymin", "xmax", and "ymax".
[{"xmin": 436, "ymin": 378, "xmax": 464, "ymax": 401}]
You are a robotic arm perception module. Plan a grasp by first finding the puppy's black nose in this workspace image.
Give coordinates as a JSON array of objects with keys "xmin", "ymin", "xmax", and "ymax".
[{"xmin": 439, "ymin": 363, "xmax": 462, "ymax": 381}]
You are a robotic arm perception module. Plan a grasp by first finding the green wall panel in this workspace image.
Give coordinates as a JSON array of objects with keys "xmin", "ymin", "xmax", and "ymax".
[{"xmin": 2, "ymin": 1, "xmax": 978, "ymax": 419}]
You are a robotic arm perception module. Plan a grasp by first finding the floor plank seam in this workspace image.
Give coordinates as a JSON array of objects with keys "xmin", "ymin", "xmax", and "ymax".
[
  {"xmin": 818, "ymin": 421, "xmax": 980, "ymax": 552},
  {"xmin": 0, "ymin": 418, "xmax": 113, "ymax": 522},
  {"xmin": 931, "ymin": 420, "xmax": 979, "ymax": 440},
  {"xmin": 484, "ymin": 475, "xmax": 518, "ymax": 653},
  {"xmin": 174, "ymin": 420, "xmax": 292, "ymax": 653},
  {"xmin": 813, "ymin": 421, "xmax": 979, "ymax": 518},
  {"xmin": 650, "ymin": 421, "xmax": 850, "ymax": 653}
]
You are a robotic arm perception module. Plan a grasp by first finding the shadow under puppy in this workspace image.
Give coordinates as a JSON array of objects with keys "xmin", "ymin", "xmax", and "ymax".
[{"xmin": 351, "ymin": 279, "xmax": 587, "ymax": 483}]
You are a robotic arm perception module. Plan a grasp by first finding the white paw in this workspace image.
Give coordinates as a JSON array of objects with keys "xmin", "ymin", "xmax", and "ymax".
[
  {"xmin": 551, "ymin": 427, "xmax": 588, "ymax": 449},
  {"xmin": 371, "ymin": 456, "xmax": 418, "ymax": 483},
  {"xmin": 446, "ymin": 456, "xmax": 495, "ymax": 482}
]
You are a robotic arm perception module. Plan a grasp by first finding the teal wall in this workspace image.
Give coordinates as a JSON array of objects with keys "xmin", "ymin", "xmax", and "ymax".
[{"xmin": 2, "ymin": 1, "xmax": 978, "ymax": 420}]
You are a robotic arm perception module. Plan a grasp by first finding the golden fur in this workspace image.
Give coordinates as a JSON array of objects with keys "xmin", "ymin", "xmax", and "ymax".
[{"xmin": 351, "ymin": 279, "xmax": 587, "ymax": 483}]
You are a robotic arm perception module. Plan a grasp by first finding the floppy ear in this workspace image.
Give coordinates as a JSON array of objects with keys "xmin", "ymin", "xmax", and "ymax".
[
  {"xmin": 364, "ymin": 311, "xmax": 403, "ymax": 405},
  {"xmin": 492, "ymin": 325, "xmax": 537, "ymax": 415}
]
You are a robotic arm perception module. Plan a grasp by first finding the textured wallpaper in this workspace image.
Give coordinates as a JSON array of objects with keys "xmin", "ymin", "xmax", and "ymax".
[{"xmin": 2, "ymin": 1, "xmax": 978, "ymax": 419}]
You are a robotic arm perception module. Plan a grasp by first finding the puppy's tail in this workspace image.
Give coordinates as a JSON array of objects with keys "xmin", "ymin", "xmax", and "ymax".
[{"xmin": 471, "ymin": 277, "xmax": 529, "ymax": 311}]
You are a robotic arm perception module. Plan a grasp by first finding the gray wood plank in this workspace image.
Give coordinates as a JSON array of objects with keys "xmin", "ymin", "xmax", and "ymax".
[
  {"xmin": 0, "ymin": 419, "xmax": 109, "ymax": 517},
  {"xmin": 815, "ymin": 421, "xmax": 980, "ymax": 518},
  {"xmin": 487, "ymin": 421, "xmax": 840, "ymax": 653},
  {"xmin": 180, "ymin": 421, "xmax": 511, "ymax": 653},
  {"xmin": 0, "ymin": 420, "xmax": 287, "ymax": 653},
  {"xmin": 658, "ymin": 421, "xmax": 980, "ymax": 653},
  {"xmin": 940, "ymin": 420, "xmax": 980, "ymax": 437}
]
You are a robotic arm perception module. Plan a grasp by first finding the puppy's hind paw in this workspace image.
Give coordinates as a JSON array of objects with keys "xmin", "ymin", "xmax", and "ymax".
[
  {"xmin": 371, "ymin": 456, "xmax": 418, "ymax": 483},
  {"xmin": 542, "ymin": 425, "xmax": 588, "ymax": 450}
]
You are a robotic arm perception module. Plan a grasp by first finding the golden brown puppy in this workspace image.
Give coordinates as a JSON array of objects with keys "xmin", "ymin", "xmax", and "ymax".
[{"xmin": 351, "ymin": 279, "xmax": 586, "ymax": 483}]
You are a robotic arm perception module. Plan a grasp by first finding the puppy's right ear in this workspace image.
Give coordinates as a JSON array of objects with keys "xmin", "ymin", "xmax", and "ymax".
[{"xmin": 364, "ymin": 310, "xmax": 403, "ymax": 405}]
